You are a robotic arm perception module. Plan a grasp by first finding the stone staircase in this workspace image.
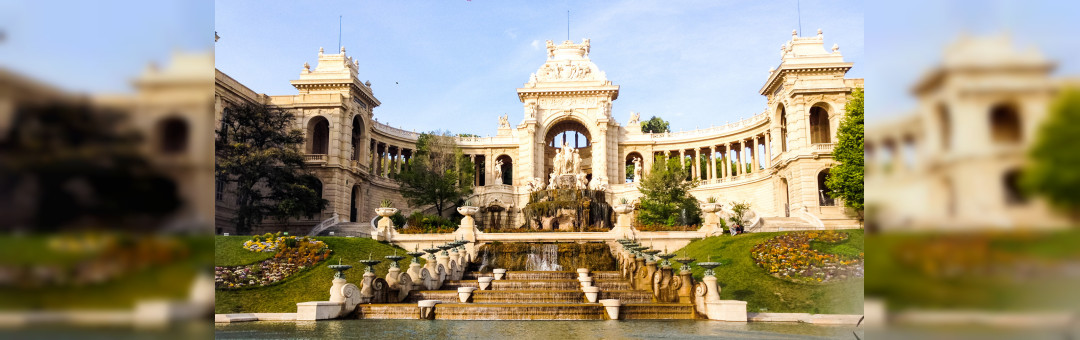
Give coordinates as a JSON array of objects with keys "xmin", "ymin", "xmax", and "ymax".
[
  {"xmin": 314, "ymin": 222, "xmax": 372, "ymax": 237},
  {"xmin": 756, "ymin": 217, "xmax": 819, "ymax": 232},
  {"xmin": 357, "ymin": 270, "xmax": 696, "ymax": 320}
]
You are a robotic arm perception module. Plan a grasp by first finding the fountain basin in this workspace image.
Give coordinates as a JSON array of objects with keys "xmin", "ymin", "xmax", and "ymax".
[
  {"xmin": 599, "ymin": 299, "xmax": 621, "ymax": 320},
  {"xmin": 457, "ymin": 287, "xmax": 477, "ymax": 303},
  {"xmin": 477, "ymin": 277, "xmax": 493, "ymax": 290},
  {"xmin": 582, "ymin": 286, "xmax": 600, "ymax": 303}
]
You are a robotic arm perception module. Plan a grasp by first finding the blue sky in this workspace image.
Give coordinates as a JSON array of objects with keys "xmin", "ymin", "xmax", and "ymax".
[
  {"xmin": 216, "ymin": 0, "xmax": 863, "ymax": 137},
  {"xmin": 0, "ymin": 0, "xmax": 212, "ymax": 93}
]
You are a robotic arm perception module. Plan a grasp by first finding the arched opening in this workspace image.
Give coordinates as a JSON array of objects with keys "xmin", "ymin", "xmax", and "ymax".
[
  {"xmin": 778, "ymin": 104, "xmax": 788, "ymax": 152},
  {"xmin": 625, "ymin": 152, "xmax": 643, "ymax": 183},
  {"xmin": 990, "ymin": 103, "xmax": 1022, "ymax": 144},
  {"xmin": 349, "ymin": 185, "xmax": 360, "ymax": 222},
  {"xmin": 495, "ymin": 154, "xmax": 513, "ymax": 185},
  {"xmin": 780, "ymin": 177, "xmax": 790, "ymax": 217},
  {"xmin": 351, "ymin": 116, "xmax": 364, "ymax": 160},
  {"xmin": 809, "ymin": 105, "xmax": 831, "ymax": 144},
  {"xmin": 938, "ymin": 103, "xmax": 951, "ymax": 150},
  {"xmin": 307, "ymin": 116, "xmax": 330, "ymax": 154},
  {"xmin": 543, "ymin": 119, "xmax": 592, "ymax": 185},
  {"xmin": 159, "ymin": 117, "xmax": 189, "ymax": 154},
  {"xmin": 817, "ymin": 168, "xmax": 835, "ymax": 206},
  {"xmin": 1003, "ymin": 169, "xmax": 1026, "ymax": 205}
]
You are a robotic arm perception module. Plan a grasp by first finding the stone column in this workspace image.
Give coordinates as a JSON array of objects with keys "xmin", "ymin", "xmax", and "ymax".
[
  {"xmin": 707, "ymin": 147, "xmax": 715, "ymax": 181},
  {"xmin": 765, "ymin": 132, "xmax": 772, "ymax": 165},
  {"xmin": 735, "ymin": 141, "xmax": 743, "ymax": 176},
  {"xmin": 691, "ymin": 149, "xmax": 699, "ymax": 180},
  {"xmin": 470, "ymin": 154, "xmax": 477, "ymax": 186},
  {"xmin": 752, "ymin": 135, "xmax": 760, "ymax": 173},
  {"xmin": 369, "ymin": 140, "xmax": 377, "ymax": 171},
  {"xmin": 727, "ymin": 143, "xmax": 735, "ymax": 177}
]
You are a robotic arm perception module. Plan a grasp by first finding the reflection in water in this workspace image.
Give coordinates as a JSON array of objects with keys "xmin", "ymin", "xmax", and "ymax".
[{"xmin": 215, "ymin": 320, "xmax": 865, "ymax": 339}]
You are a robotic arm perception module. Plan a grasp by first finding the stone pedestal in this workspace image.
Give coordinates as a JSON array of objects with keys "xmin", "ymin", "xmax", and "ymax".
[
  {"xmin": 455, "ymin": 206, "xmax": 480, "ymax": 243},
  {"xmin": 385, "ymin": 267, "xmax": 400, "ymax": 289},
  {"xmin": 493, "ymin": 268, "xmax": 507, "ymax": 280},
  {"xmin": 374, "ymin": 207, "xmax": 398, "ymax": 241},
  {"xmin": 578, "ymin": 276, "xmax": 593, "ymax": 287},
  {"xmin": 644, "ymin": 261, "xmax": 658, "ymax": 291},
  {"xmin": 677, "ymin": 270, "xmax": 694, "ymax": 304},
  {"xmin": 703, "ymin": 276, "xmax": 721, "ymax": 302},
  {"xmin": 418, "ymin": 300, "xmax": 439, "ymax": 320},
  {"xmin": 436, "ymin": 253, "xmax": 450, "ymax": 275},
  {"xmin": 706, "ymin": 300, "xmax": 747, "ymax": 322},
  {"xmin": 329, "ymin": 277, "xmax": 348, "ymax": 303},
  {"xmin": 699, "ymin": 203, "xmax": 724, "ymax": 236},
  {"xmin": 360, "ymin": 271, "xmax": 377, "ymax": 298},
  {"xmin": 611, "ymin": 204, "xmax": 636, "ymax": 239},
  {"xmin": 407, "ymin": 262, "xmax": 424, "ymax": 290},
  {"xmin": 577, "ymin": 268, "xmax": 590, "ymax": 279}
]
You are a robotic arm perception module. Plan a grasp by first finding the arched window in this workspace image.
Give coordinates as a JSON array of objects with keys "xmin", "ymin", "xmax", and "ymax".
[
  {"xmin": 307, "ymin": 178, "xmax": 323, "ymax": 220},
  {"xmin": 159, "ymin": 117, "xmax": 189, "ymax": 154},
  {"xmin": 938, "ymin": 103, "xmax": 951, "ymax": 150},
  {"xmin": 625, "ymin": 152, "xmax": 643, "ymax": 183},
  {"xmin": 779, "ymin": 104, "xmax": 788, "ymax": 152},
  {"xmin": 351, "ymin": 116, "xmax": 364, "ymax": 160},
  {"xmin": 990, "ymin": 103, "xmax": 1022, "ymax": 144},
  {"xmin": 350, "ymin": 185, "xmax": 361, "ymax": 222},
  {"xmin": 495, "ymin": 155, "xmax": 513, "ymax": 185},
  {"xmin": 1003, "ymin": 169, "xmax": 1026, "ymax": 205},
  {"xmin": 307, "ymin": 116, "xmax": 330, "ymax": 154},
  {"xmin": 809, "ymin": 105, "xmax": 831, "ymax": 144},
  {"xmin": 817, "ymin": 169, "xmax": 835, "ymax": 206}
]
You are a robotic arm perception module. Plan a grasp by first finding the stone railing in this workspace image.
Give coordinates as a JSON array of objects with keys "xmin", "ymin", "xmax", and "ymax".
[
  {"xmin": 794, "ymin": 207, "xmax": 825, "ymax": 230},
  {"xmin": 645, "ymin": 111, "xmax": 768, "ymax": 141},
  {"xmin": 812, "ymin": 143, "xmax": 835, "ymax": 153},
  {"xmin": 305, "ymin": 154, "xmax": 327, "ymax": 163},
  {"xmin": 698, "ymin": 169, "xmax": 769, "ymax": 186},
  {"xmin": 308, "ymin": 212, "xmax": 340, "ymax": 236},
  {"xmin": 372, "ymin": 121, "xmax": 420, "ymax": 140}
]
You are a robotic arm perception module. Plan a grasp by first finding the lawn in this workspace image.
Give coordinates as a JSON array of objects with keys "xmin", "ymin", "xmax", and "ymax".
[
  {"xmin": 865, "ymin": 229, "xmax": 1080, "ymax": 312},
  {"xmin": 214, "ymin": 236, "xmax": 413, "ymax": 313},
  {"xmin": 0, "ymin": 235, "xmax": 214, "ymax": 309},
  {"xmin": 675, "ymin": 229, "xmax": 864, "ymax": 314},
  {"xmin": 215, "ymin": 236, "xmax": 276, "ymax": 266}
]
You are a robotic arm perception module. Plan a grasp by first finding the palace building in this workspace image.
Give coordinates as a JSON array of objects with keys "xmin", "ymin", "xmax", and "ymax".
[{"xmin": 214, "ymin": 29, "xmax": 864, "ymax": 235}]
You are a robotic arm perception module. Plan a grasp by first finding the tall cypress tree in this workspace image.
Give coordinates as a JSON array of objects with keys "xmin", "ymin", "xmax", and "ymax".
[{"xmin": 826, "ymin": 88, "xmax": 865, "ymax": 217}]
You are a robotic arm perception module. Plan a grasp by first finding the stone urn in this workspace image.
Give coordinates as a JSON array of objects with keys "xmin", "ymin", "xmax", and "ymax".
[
  {"xmin": 375, "ymin": 207, "xmax": 398, "ymax": 218},
  {"xmin": 577, "ymin": 268, "xmax": 590, "ymax": 279},
  {"xmin": 611, "ymin": 204, "xmax": 636, "ymax": 239},
  {"xmin": 578, "ymin": 276, "xmax": 593, "ymax": 288},
  {"xmin": 493, "ymin": 268, "xmax": 507, "ymax": 280},
  {"xmin": 613, "ymin": 204, "xmax": 634, "ymax": 215},
  {"xmin": 699, "ymin": 203, "xmax": 722, "ymax": 213},
  {"xmin": 456, "ymin": 206, "xmax": 481, "ymax": 241},
  {"xmin": 599, "ymin": 299, "xmax": 621, "ymax": 320}
]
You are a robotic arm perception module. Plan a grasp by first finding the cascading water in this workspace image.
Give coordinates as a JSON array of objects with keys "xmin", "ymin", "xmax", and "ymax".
[{"xmin": 525, "ymin": 244, "xmax": 563, "ymax": 271}]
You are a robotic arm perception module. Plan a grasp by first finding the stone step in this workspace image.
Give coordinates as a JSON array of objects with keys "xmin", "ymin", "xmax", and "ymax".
[
  {"xmin": 462, "ymin": 270, "xmax": 623, "ymax": 281},
  {"xmin": 432, "ymin": 303, "xmax": 607, "ymax": 320},
  {"xmin": 406, "ymin": 289, "xmax": 653, "ymax": 304},
  {"xmin": 621, "ymin": 303, "xmax": 697, "ymax": 320},
  {"xmin": 356, "ymin": 303, "xmax": 418, "ymax": 319},
  {"xmin": 442, "ymin": 279, "xmax": 631, "ymax": 291}
]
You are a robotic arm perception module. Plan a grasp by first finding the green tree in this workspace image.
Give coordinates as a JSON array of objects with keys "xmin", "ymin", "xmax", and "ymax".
[
  {"xmin": 1022, "ymin": 87, "xmax": 1080, "ymax": 221},
  {"xmin": 640, "ymin": 116, "xmax": 671, "ymax": 133},
  {"xmin": 0, "ymin": 102, "xmax": 180, "ymax": 231},
  {"xmin": 826, "ymin": 88, "xmax": 865, "ymax": 216},
  {"xmin": 635, "ymin": 155, "xmax": 702, "ymax": 226},
  {"xmin": 216, "ymin": 103, "xmax": 327, "ymax": 234},
  {"xmin": 393, "ymin": 131, "xmax": 475, "ymax": 217}
]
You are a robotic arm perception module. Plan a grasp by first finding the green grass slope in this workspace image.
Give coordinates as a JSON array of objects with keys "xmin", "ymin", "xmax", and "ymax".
[
  {"xmin": 675, "ymin": 229, "xmax": 864, "ymax": 314},
  {"xmin": 215, "ymin": 236, "xmax": 413, "ymax": 314}
]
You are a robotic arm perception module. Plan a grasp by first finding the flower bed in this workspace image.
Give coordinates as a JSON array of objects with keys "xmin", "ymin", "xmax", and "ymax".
[
  {"xmin": 750, "ymin": 231, "xmax": 863, "ymax": 284},
  {"xmin": 216, "ymin": 236, "xmax": 330, "ymax": 289}
]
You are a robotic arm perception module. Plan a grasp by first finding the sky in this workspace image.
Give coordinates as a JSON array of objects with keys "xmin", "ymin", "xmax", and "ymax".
[
  {"xmin": 215, "ymin": 0, "xmax": 864, "ymax": 137},
  {"xmin": 0, "ymin": 0, "xmax": 213, "ymax": 94}
]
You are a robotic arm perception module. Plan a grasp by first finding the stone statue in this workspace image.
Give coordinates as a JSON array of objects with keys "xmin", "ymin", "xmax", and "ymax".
[
  {"xmin": 526, "ymin": 177, "xmax": 544, "ymax": 192},
  {"xmin": 494, "ymin": 159, "xmax": 504, "ymax": 185},
  {"xmin": 498, "ymin": 114, "xmax": 509, "ymax": 128},
  {"xmin": 628, "ymin": 111, "xmax": 640, "ymax": 125},
  {"xmin": 570, "ymin": 149, "xmax": 581, "ymax": 175},
  {"xmin": 589, "ymin": 176, "xmax": 608, "ymax": 191},
  {"xmin": 546, "ymin": 40, "xmax": 555, "ymax": 59},
  {"xmin": 632, "ymin": 157, "xmax": 643, "ymax": 182},
  {"xmin": 524, "ymin": 102, "xmax": 536, "ymax": 119},
  {"xmin": 577, "ymin": 173, "xmax": 589, "ymax": 189}
]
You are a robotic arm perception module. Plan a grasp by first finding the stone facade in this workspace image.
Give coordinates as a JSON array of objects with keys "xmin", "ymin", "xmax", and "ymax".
[
  {"xmin": 214, "ymin": 30, "xmax": 863, "ymax": 234},
  {"xmin": 866, "ymin": 35, "xmax": 1073, "ymax": 230}
]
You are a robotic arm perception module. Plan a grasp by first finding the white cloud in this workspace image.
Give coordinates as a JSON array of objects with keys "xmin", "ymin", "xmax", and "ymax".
[{"xmin": 530, "ymin": 39, "xmax": 540, "ymax": 50}]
